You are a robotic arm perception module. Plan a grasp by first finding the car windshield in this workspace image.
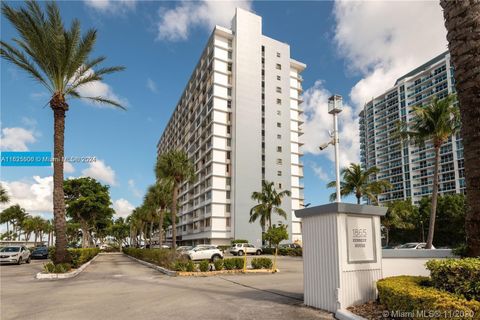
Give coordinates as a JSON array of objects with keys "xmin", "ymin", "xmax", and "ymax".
[
  {"xmin": 34, "ymin": 248, "xmax": 47, "ymax": 252},
  {"xmin": 399, "ymin": 243, "xmax": 417, "ymax": 249},
  {"xmin": 0, "ymin": 247, "xmax": 20, "ymax": 252}
]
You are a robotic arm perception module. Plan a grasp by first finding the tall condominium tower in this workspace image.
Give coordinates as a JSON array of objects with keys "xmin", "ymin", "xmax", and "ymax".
[
  {"xmin": 359, "ymin": 52, "xmax": 464, "ymax": 205},
  {"xmin": 157, "ymin": 8, "xmax": 306, "ymax": 246}
]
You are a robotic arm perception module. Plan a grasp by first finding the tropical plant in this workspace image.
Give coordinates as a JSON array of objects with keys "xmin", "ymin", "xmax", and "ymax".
[
  {"xmin": 0, "ymin": 183, "xmax": 9, "ymax": 204},
  {"xmin": 264, "ymin": 224, "xmax": 289, "ymax": 271},
  {"xmin": 1, "ymin": 1, "xmax": 125, "ymax": 263},
  {"xmin": 108, "ymin": 217, "xmax": 129, "ymax": 251},
  {"xmin": 145, "ymin": 179, "xmax": 173, "ymax": 247},
  {"xmin": 383, "ymin": 200, "xmax": 418, "ymax": 246},
  {"xmin": 156, "ymin": 150, "xmax": 195, "ymax": 249},
  {"xmin": 440, "ymin": 0, "xmax": 480, "ymax": 257},
  {"xmin": 64, "ymin": 177, "xmax": 114, "ymax": 248},
  {"xmin": 397, "ymin": 95, "xmax": 460, "ymax": 249},
  {"xmin": 327, "ymin": 163, "xmax": 392, "ymax": 204},
  {"xmin": 0, "ymin": 204, "xmax": 28, "ymax": 238},
  {"xmin": 249, "ymin": 180, "xmax": 291, "ymax": 238}
]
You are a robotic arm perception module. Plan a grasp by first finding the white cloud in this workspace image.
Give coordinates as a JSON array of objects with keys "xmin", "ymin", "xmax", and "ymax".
[
  {"xmin": 128, "ymin": 179, "xmax": 142, "ymax": 198},
  {"xmin": 309, "ymin": 161, "xmax": 331, "ymax": 183},
  {"xmin": 82, "ymin": 159, "xmax": 117, "ymax": 186},
  {"xmin": 112, "ymin": 198, "xmax": 134, "ymax": 218},
  {"xmin": 156, "ymin": 0, "xmax": 252, "ymax": 41},
  {"xmin": 146, "ymin": 78, "xmax": 158, "ymax": 93},
  {"xmin": 333, "ymin": 1, "xmax": 447, "ymax": 107},
  {"xmin": 302, "ymin": 80, "xmax": 359, "ymax": 167},
  {"xmin": 64, "ymin": 162, "xmax": 76, "ymax": 174},
  {"xmin": 76, "ymin": 77, "xmax": 127, "ymax": 108},
  {"xmin": 0, "ymin": 176, "xmax": 53, "ymax": 214},
  {"xmin": 84, "ymin": 0, "xmax": 136, "ymax": 14},
  {"xmin": 0, "ymin": 127, "xmax": 36, "ymax": 151}
]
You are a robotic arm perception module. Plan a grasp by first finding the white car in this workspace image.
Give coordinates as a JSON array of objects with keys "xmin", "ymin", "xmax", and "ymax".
[
  {"xmin": 397, "ymin": 242, "xmax": 436, "ymax": 250},
  {"xmin": 0, "ymin": 246, "xmax": 31, "ymax": 264},
  {"xmin": 230, "ymin": 243, "xmax": 262, "ymax": 256},
  {"xmin": 185, "ymin": 245, "xmax": 223, "ymax": 262}
]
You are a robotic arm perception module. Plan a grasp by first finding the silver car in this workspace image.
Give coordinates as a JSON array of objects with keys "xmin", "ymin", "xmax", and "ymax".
[
  {"xmin": 0, "ymin": 246, "xmax": 31, "ymax": 264},
  {"xmin": 229, "ymin": 243, "xmax": 262, "ymax": 256}
]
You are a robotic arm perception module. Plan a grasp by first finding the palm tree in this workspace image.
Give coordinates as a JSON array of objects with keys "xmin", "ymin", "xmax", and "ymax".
[
  {"xmin": 1, "ymin": 1, "xmax": 125, "ymax": 263},
  {"xmin": 440, "ymin": 1, "xmax": 480, "ymax": 257},
  {"xmin": 327, "ymin": 164, "xmax": 392, "ymax": 205},
  {"xmin": 156, "ymin": 150, "xmax": 195, "ymax": 250},
  {"xmin": 0, "ymin": 184, "xmax": 9, "ymax": 204},
  {"xmin": 145, "ymin": 180, "xmax": 172, "ymax": 247},
  {"xmin": 397, "ymin": 95, "xmax": 460, "ymax": 249},
  {"xmin": 383, "ymin": 200, "xmax": 417, "ymax": 246},
  {"xmin": 250, "ymin": 180, "xmax": 291, "ymax": 239}
]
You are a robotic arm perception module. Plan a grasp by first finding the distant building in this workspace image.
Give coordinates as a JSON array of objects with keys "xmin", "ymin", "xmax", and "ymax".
[
  {"xmin": 157, "ymin": 8, "xmax": 305, "ymax": 246},
  {"xmin": 359, "ymin": 52, "xmax": 464, "ymax": 205}
]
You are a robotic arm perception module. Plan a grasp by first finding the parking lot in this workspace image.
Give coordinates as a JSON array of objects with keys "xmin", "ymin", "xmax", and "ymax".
[{"xmin": 1, "ymin": 253, "xmax": 333, "ymax": 320}]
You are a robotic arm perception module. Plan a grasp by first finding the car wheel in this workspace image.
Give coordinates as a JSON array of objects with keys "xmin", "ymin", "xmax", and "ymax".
[
  {"xmin": 211, "ymin": 254, "xmax": 221, "ymax": 262},
  {"xmin": 26, "ymin": 257, "xmax": 31, "ymax": 264},
  {"xmin": 17, "ymin": 257, "xmax": 22, "ymax": 265},
  {"xmin": 238, "ymin": 250, "xmax": 244, "ymax": 256},
  {"xmin": 256, "ymin": 250, "xmax": 262, "ymax": 255}
]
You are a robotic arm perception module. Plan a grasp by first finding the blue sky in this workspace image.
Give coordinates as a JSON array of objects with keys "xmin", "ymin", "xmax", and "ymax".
[{"xmin": 0, "ymin": 0, "xmax": 448, "ymax": 220}]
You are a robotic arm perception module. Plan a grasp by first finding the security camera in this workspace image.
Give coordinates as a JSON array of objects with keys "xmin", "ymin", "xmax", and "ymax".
[{"xmin": 319, "ymin": 141, "xmax": 331, "ymax": 151}]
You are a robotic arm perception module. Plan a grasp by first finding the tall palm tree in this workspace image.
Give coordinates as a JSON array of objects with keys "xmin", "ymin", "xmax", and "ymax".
[
  {"xmin": 327, "ymin": 164, "xmax": 392, "ymax": 205},
  {"xmin": 440, "ymin": 0, "xmax": 480, "ymax": 257},
  {"xmin": 156, "ymin": 150, "xmax": 195, "ymax": 250},
  {"xmin": 250, "ymin": 181, "xmax": 291, "ymax": 235},
  {"xmin": 397, "ymin": 95, "xmax": 460, "ymax": 249},
  {"xmin": 0, "ymin": 184, "xmax": 10, "ymax": 204},
  {"xmin": 145, "ymin": 180, "xmax": 172, "ymax": 247},
  {"xmin": 1, "ymin": 1, "xmax": 124, "ymax": 263}
]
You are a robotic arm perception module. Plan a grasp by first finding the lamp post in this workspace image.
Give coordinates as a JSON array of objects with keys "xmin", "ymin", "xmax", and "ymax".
[{"xmin": 328, "ymin": 95, "xmax": 343, "ymax": 203}]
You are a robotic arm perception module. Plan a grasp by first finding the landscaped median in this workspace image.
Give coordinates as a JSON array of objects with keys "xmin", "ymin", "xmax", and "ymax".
[
  {"xmin": 123, "ymin": 247, "xmax": 277, "ymax": 276},
  {"xmin": 36, "ymin": 248, "xmax": 100, "ymax": 280}
]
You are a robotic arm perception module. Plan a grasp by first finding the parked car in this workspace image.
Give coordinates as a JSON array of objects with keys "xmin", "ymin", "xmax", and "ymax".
[
  {"xmin": 397, "ymin": 242, "xmax": 436, "ymax": 250},
  {"xmin": 185, "ymin": 245, "xmax": 223, "ymax": 261},
  {"xmin": 176, "ymin": 246, "xmax": 193, "ymax": 252},
  {"xmin": 31, "ymin": 247, "xmax": 49, "ymax": 259},
  {"xmin": 230, "ymin": 243, "xmax": 262, "ymax": 256},
  {"xmin": 0, "ymin": 246, "xmax": 31, "ymax": 264},
  {"xmin": 279, "ymin": 243, "xmax": 302, "ymax": 249}
]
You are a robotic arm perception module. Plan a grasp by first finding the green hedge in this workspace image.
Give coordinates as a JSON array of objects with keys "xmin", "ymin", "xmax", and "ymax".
[
  {"xmin": 223, "ymin": 258, "xmax": 244, "ymax": 270},
  {"xmin": 123, "ymin": 248, "xmax": 179, "ymax": 269},
  {"xmin": 251, "ymin": 257, "xmax": 273, "ymax": 269},
  {"xmin": 262, "ymin": 247, "xmax": 302, "ymax": 256},
  {"xmin": 426, "ymin": 258, "xmax": 480, "ymax": 301},
  {"xmin": 231, "ymin": 239, "xmax": 248, "ymax": 244},
  {"xmin": 48, "ymin": 247, "xmax": 100, "ymax": 268},
  {"xmin": 43, "ymin": 262, "xmax": 72, "ymax": 273},
  {"xmin": 377, "ymin": 276, "xmax": 480, "ymax": 319},
  {"xmin": 172, "ymin": 260, "xmax": 195, "ymax": 272},
  {"xmin": 214, "ymin": 259, "xmax": 224, "ymax": 271}
]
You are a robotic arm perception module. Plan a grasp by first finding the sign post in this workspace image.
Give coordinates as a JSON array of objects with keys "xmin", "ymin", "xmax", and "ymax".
[{"xmin": 295, "ymin": 203, "xmax": 386, "ymax": 316}]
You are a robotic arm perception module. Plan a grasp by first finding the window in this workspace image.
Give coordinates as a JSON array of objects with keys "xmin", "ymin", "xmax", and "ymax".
[
  {"xmin": 277, "ymin": 110, "xmax": 281, "ymax": 116},
  {"xmin": 227, "ymin": 63, "xmax": 232, "ymax": 72},
  {"xmin": 205, "ymin": 218, "xmax": 211, "ymax": 227},
  {"xmin": 226, "ymin": 191, "xmax": 231, "ymax": 199},
  {"xmin": 277, "ymin": 122, "xmax": 281, "ymax": 128},
  {"xmin": 277, "ymin": 134, "xmax": 282, "ymax": 139},
  {"xmin": 226, "ymin": 217, "xmax": 231, "ymax": 227},
  {"xmin": 227, "ymin": 88, "xmax": 232, "ymax": 96},
  {"xmin": 276, "ymin": 87, "xmax": 282, "ymax": 93},
  {"xmin": 276, "ymin": 64, "xmax": 282, "ymax": 70},
  {"xmin": 276, "ymin": 159, "xmax": 282, "ymax": 165},
  {"xmin": 277, "ymin": 171, "xmax": 282, "ymax": 176},
  {"xmin": 277, "ymin": 146, "xmax": 282, "ymax": 152},
  {"xmin": 228, "ymin": 39, "xmax": 233, "ymax": 47},
  {"xmin": 226, "ymin": 204, "xmax": 231, "ymax": 212},
  {"xmin": 276, "ymin": 99, "xmax": 282, "ymax": 105},
  {"xmin": 277, "ymin": 75, "xmax": 281, "ymax": 81},
  {"xmin": 278, "ymin": 183, "xmax": 282, "ymax": 189},
  {"xmin": 227, "ymin": 100, "xmax": 232, "ymax": 108},
  {"xmin": 276, "ymin": 52, "xmax": 281, "ymax": 58}
]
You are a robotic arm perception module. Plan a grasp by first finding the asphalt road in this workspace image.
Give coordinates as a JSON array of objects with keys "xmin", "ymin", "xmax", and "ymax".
[{"xmin": 1, "ymin": 253, "xmax": 333, "ymax": 320}]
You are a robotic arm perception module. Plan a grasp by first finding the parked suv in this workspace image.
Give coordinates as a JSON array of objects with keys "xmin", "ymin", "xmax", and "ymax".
[
  {"xmin": 230, "ymin": 243, "xmax": 262, "ymax": 256},
  {"xmin": 0, "ymin": 245, "xmax": 31, "ymax": 264},
  {"xmin": 185, "ymin": 245, "xmax": 223, "ymax": 262}
]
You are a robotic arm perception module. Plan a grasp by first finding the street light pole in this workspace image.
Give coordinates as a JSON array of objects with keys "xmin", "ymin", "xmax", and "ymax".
[{"xmin": 328, "ymin": 95, "xmax": 343, "ymax": 203}]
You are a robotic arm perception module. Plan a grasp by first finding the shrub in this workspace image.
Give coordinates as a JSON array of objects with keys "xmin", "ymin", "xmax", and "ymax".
[
  {"xmin": 217, "ymin": 245, "xmax": 230, "ymax": 252},
  {"xmin": 214, "ymin": 259, "xmax": 224, "ymax": 271},
  {"xmin": 426, "ymin": 258, "xmax": 480, "ymax": 301},
  {"xmin": 43, "ymin": 262, "xmax": 71, "ymax": 274},
  {"xmin": 123, "ymin": 248, "xmax": 180, "ymax": 269},
  {"xmin": 199, "ymin": 260, "xmax": 210, "ymax": 272},
  {"xmin": 262, "ymin": 247, "xmax": 302, "ymax": 256},
  {"xmin": 172, "ymin": 260, "xmax": 188, "ymax": 272},
  {"xmin": 231, "ymin": 239, "xmax": 248, "ymax": 244},
  {"xmin": 43, "ymin": 262, "xmax": 55, "ymax": 273},
  {"xmin": 186, "ymin": 260, "xmax": 195, "ymax": 272},
  {"xmin": 251, "ymin": 257, "xmax": 273, "ymax": 269},
  {"xmin": 377, "ymin": 276, "xmax": 480, "ymax": 319},
  {"xmin": 48, "ymin": 247, "xmax": 99, "ymax": 268},
  {"xmin": 223, "ymin": 258, "xmax": 244, "ymax": 270}
]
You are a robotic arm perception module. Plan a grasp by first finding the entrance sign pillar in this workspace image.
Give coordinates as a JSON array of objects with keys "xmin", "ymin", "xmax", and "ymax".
[{"xmin": 295, "ymin": 203, "xmax": 386, "ymax": 314}]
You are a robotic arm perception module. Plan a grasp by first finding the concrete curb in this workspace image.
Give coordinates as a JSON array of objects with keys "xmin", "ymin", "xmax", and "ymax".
[
  {"xmin": 123, "ymin": 253, "xmax": 177, "ymax": 276},
  {"xmin": 35, "ymin": 253, "xmax": 101, "ymax": 280},
  {"xmin": 335, "ymin": 309, "xmax": 367, "ymax": 320}
]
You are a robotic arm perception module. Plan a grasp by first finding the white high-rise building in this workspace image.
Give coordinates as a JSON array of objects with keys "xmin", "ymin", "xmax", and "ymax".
[
  {"xmin": 157, "ymin": 8, "xmax": 306, "ymax": 246},
  {"xmin": 359, "ymin": 52, "xmax": 465, "ymax": 205}
]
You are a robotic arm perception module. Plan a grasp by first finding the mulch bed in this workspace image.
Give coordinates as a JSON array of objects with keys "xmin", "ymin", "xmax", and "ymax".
[{"xmin": 347, "ymin": 301, "xmax": 391, "ymax": 320}]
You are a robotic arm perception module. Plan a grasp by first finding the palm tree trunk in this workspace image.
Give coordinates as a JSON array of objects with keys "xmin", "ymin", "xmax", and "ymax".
[
  {"xmin": 52, "ymin": 105, "xmax": 69, "ymax": 263},
  {"xmin": 356, "ymin": 196, "xmax": 361, "ymax": 205},
  {"xmin": 149, "ymin": 221, "xmax": 153, "ymax": 248},
  {"xmin": 171, "ymin": 185, "xmax": 178, "ymax": 250},
  {"xmin": 80, "ymin": 221, "xmax": 89, "ymax": 248},
  {"xmin": 159, "ymin": 209, "xmax": 164, "ymax": 247},
  {"xmin": 441, "ymin": 0, "xmax": 480, "ymax": 257},
  {"xmin": 426, "ymin": 145, "xmax": 441, "ymax": 249}
]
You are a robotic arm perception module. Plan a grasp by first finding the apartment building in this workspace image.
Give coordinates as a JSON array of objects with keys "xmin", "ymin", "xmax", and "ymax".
[
  {"xmin": 156, "ymin": 8, "xmax": 306, "ymax": 246},
  {"xmin": 359, "ymin": 51, "xmax": 464, "ymax": 205}
]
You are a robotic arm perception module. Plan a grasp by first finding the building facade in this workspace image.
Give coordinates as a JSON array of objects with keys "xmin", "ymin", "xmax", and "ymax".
[
  {"xmin": 157, "ymin": 8, "xmax": 305, "ymax": 246},
  {"xmin": 359, "ymin": 52, "xmax": 464, "ymax": 205}
]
